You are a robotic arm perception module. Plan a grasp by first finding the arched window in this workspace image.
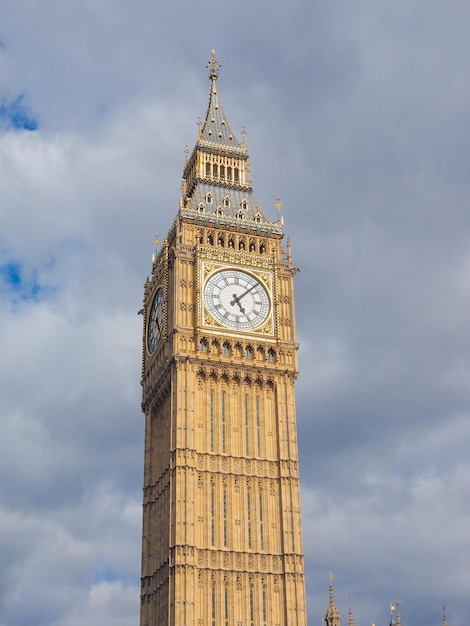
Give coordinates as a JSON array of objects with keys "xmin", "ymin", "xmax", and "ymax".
[
  {"xmin": 199, "ymin": 338, "xmax": 208, "ymax": 353},
  {"xmin": 245, "ymin": 345, "xmax": 253, "ymax": 359},
  {"xmin": 267, "ymin": 348, "xmax": 276, "ymax": 363},
  {"xmin": 222, "ymin": 342, "xmax": 230, "ymax": 356}
]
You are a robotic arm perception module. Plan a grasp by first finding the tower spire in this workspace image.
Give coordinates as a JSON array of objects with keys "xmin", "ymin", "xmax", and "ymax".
[
  {"xmin": 180, "ymin": 51, "xmax": 282, "ymax": 234},
  {"xmin": 348, "ymin": 596, "xmax": 355, "ymax": 626},
  {"xmin": 324, "ymin": 573, "xmax": 341, "ymax": 626},
  {"xmin": 396, "ymin": 601, "xmax": 402, "ymax": 626},
  {"xmin": 442, "ymin": 603, "xmax": 448, "ymax": 626}
]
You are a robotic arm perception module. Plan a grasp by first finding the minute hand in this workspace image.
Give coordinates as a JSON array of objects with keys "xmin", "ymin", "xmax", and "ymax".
[{"xmin": 230, "ymin": 282, "xmax": 258, "ymax": 307}]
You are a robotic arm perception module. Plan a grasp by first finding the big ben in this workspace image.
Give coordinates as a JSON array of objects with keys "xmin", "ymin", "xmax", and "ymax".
[{"xmin": 140, "ymin": 51, "xmax": 307, "ymax": 626}]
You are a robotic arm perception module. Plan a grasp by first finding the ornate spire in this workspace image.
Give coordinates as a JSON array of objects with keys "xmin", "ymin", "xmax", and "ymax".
[
  {"xmin": 179, "ymin": 51, "xmax": 282, "ymax": 234},
  {"xmin": 324, "ymin": 573, "xmax": 341, "ymax": 626},
  {"xmin": 396, "ymin": 601, "xmax": 402, "ymax": 626},
  {"xmin": 442, "ymin": 603, "xmax": 448, "ymax": 626},
  {"xmin": 348, "ymin": 596, "xmax": 355, "ymax": 626}
]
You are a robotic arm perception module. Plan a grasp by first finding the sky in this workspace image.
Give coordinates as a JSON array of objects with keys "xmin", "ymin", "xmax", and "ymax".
[{"xmin": 1, "ymin": 1, "xmax": 469, "ymax": 625}]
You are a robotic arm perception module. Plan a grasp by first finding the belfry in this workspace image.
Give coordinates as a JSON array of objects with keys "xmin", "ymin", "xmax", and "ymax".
[{"xmin": 139, "ymin": 51, "xmax": 307, "ymax": 626}]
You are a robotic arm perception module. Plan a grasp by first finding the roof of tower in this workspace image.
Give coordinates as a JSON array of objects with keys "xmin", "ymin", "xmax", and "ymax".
[
  {"xmin": 180, "ymin": 50, "xmax": 283, "ymax": 235},
  {"xmin": 199, "ymin": 50, "xmax": 242, "ymax": 148}
]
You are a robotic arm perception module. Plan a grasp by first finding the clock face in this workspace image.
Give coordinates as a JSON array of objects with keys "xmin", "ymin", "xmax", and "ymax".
[
  {"xmin": 148, "ymin": 287, "xmax": 164, "ymax": 353},
  {"xmin": 204, "ymin": 268, "xmax": 270, "ymax": 330}
]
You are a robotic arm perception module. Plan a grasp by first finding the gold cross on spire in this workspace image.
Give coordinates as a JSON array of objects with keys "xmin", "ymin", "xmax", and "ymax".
[
  {"xmin": 275, "ymin": 196, "xmax": 283, "ymax": 222},
  {"xmin": 207, "ymin": 49, "xmax": 221, "ymax": 80},
  {"xmin": 153, "ymin": 233, "xmax": 160, "ymax": 248}
]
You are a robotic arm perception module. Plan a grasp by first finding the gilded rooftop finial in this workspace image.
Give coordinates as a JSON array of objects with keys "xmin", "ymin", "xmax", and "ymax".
[{"xmin": 207, "ymin": 49, "xmax": 221, "ymax": 81}]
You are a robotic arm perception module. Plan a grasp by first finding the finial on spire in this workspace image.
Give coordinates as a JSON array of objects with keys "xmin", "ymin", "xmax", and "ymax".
[
  {"xmin": 207, "ymin": 49, "xmax": 221, "ymax": 81},
  {"xmin": 153, "ymin": 233, "xmax": 160, "ymax": 249}
]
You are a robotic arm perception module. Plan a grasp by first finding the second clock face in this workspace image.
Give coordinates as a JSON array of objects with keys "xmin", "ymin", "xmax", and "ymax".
[
  {"xmin": 204, "ymin": 268, "xmax": 270, "ymax": 330},
  {"xmin": 148, "ymin": 287, "xmax": 164, "ymax": 353}
]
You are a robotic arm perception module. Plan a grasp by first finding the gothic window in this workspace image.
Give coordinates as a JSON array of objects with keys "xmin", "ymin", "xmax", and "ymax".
[
  {"xmin": 257, "ymin": 347, "xmax": 265, "ymax": 361},
  {"xmin": 223, "ymin": 196, "xmax": 230, "ymax": 208},
  {"xmin": 206, "ymin": 162, "xmax": 211, "ymax": 177},
  {"xmin": 234, "ymin": 167, "xmax": 239, "ymax": 182},
  {"xmin": 238, "ymin": 238, "xmax": 246, "ymax": 250},
  {"xmin": 267, "ymin": 348, "xmax": 276, "ymax": 363},
  {"xmin": 198, "ymin": 203, "xmax": 205, "ymax": 213},
  {"xmin": 236, "ymin": 211, "xmax": 244, "ymax": 220},
  {"xmin": 259, "ymin": 489, "xmax": 264, "ymax": 550},
  {"xmin": 249, "ymin": 240, "xmax": 256, "ymax": 252},
  {"xmin": 213, "ymin": 164, "xmax": 218, "ymax": 178},
  {"xmin": 247, "ymin": 489, "xmax": 252, "ymax": 549},
  {"xmin": 245, "ymin": 394, "xmax": 250, "ymax": 456},
  {"xmin": 227, "ymin": 166, "xmax": 232, "ymax": 180},
  {"xmin": 218, "ymin": 234, "xmax": 225, "ymax": 247},
  {"xmin": 222, "ymin": 342, "xmax": 230, "ymax": 356},
  {"xmin": 260, "ymin": 241, "xmax": 266, "ymax": 254},
  {"xmin": 199, "ymin": 338, "xmax": 208, "ymax": 352},
  {"xmin": 211, "ymin": 486, "xmax": 215, "ymax": 546},
  {"xmin": 206, "ymin": 192, "xmax": 212, "ymax": 203},
  {"xmin": 223, "ymin": 486, "xmax": 227, "ymax": 546},
  {"xmin": 210, "ymin": 390, "xmax": 214, "ymax": 452},
  {"xmin": 207, "ymin": 232, "xmax": 214, "ymax": 245},
  {"xmin": 220, "ymin": 165, "xmax": 225, "ymax": 178},
  {"xmin": 216, "ymin": 207, "xmax": 223, "ymax": 217},
  {"xmin": 241, "ymin": 200, "xmax": 248, "ymax": 210},
  {"xmin": 255, "ymin": 212, "xmax": 262, "ymax": 223},
  {"xmin": 228, "ymin": 237, "xmax": 235, "ymax": 248},
  {"xmin": 221, "ymin": 391, "xmax": 226, "ymax": 454},
  {"xmin": 245, "ymin": 345, "xmax": 253, "ymax": 359},
  {"xmin": 256, "ymin": 397, "xmax": 261, "ymax": 457}
]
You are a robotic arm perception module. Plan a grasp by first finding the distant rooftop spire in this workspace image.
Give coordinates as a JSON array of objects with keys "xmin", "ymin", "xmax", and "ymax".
[
  {"xmin": 207, "ymin": 49, "xmax": 221, "ymax": 81},
  {"xmin": 442, "ymin": 603, "xmax": 448, "ymax": 626},
  {"xmin": 396, "ymin": 601, "xmax": 402, "ymax": 626},
  {"xmin": 325, "ymin": 573, "xmax": 341, "ymax": 626},
  {"xmin": 348, "ymin": 596, "xmax": 355, "ymax": 626}
]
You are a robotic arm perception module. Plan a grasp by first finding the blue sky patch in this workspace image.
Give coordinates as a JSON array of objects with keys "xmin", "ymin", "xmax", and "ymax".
[
  {"xmin": 1, "ymin": 262, "xmax": 41, "ymax": 301},
  {"xmin": 93, "ymin": 566, "xmax": 118, "ymax": 584},
  {"xmin": 0, "ymin": 94, "xmax": 38, "ymax": 131}
]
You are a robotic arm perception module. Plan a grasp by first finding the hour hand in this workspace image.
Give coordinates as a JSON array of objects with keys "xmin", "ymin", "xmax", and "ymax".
[{"xmin": 230, "ymin": 293, "xmax": 245, "ymax": 314}]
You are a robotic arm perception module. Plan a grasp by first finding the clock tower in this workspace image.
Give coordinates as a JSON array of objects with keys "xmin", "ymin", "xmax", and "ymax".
[{"xmin": 140, "ymin": 51, "xmax": 307, "ymax": 626}]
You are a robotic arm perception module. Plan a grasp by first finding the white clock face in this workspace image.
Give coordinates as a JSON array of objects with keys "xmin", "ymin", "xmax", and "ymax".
[
  {"xmin": 204, "ymin": 268, "xmax": 270, "ymax": 330},
  {"xmin": 148, "ymin": 287, "xmax": 164, "ymax": 353}
]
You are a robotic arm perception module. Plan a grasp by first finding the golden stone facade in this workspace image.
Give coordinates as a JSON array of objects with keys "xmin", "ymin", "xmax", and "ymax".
[{"xmin": 140, "ymin": 52, "xmax": 307, "ymax": 626}]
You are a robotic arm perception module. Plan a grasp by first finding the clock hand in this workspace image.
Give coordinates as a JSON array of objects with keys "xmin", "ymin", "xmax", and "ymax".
[
  {"xmin": 230, "ymin": 294, "xmax": 245, "ymax": 314},
  {"xmin": 235, "ymin": 282, "xmax": 258, "ymax": 302}
]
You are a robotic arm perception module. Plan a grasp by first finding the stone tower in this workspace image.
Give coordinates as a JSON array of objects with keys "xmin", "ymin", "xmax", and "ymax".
[{"xmin": 140, "ymin": 51, "xmax": 307, "ymax": 626}]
